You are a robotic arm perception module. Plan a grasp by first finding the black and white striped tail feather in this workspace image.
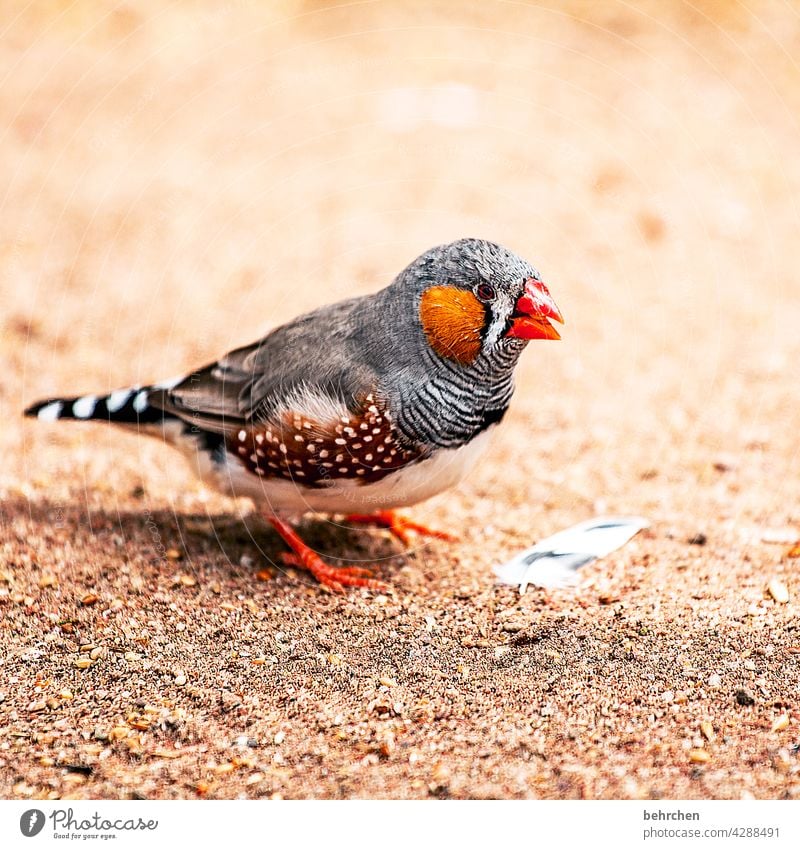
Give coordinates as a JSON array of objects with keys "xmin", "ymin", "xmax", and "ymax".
[{"xmin": 24, "ymin": 382, "xmax": 177, "ymax": 426}]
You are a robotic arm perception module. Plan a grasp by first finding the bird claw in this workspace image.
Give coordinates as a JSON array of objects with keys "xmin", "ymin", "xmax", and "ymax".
[
  {"xmin": 270, "ymin": 518, "xmax": 388, "ymax": 592},
  {"xmin": 344, "ymin": 510, "xmax": 457, "ymax": 546}
]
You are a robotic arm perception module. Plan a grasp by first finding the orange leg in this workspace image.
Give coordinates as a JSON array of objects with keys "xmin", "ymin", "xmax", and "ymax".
[
  {"xmin": 343, "ymin": 510, "xmax": 457, "ymax": 546},
  {"xmin": 268, "ymin": 516, "xmax": 387, "ymax": 593}
]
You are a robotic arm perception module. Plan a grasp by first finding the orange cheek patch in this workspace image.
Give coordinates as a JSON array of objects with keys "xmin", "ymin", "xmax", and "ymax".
[{"xmin": 419, "ymin": 286, "xmax": 485, "ymax": 365}]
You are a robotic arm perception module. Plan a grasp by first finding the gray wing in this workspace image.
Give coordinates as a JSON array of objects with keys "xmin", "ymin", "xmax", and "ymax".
[{"xmin": 149, "ymin": 295, "xmax": 381, "ymax": 434}]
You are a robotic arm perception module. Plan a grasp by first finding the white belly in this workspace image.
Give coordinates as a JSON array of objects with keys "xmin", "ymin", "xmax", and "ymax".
[{"xmin": 182, "ymin": 426, "xmax": 495, "ymax": 517}]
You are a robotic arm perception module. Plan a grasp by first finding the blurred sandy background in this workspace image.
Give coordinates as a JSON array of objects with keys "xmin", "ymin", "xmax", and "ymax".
[{"xmin": 2, "ymin": 0, "xmax": 800, "ymax": 799}]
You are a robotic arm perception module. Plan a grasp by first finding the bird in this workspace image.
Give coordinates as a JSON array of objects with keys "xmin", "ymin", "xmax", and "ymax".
[{"xmin": 25, "ymin": 238, "xmax": 563, "ymax": 591}]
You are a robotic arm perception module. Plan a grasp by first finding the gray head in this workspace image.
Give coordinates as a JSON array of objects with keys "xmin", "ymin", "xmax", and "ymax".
[
  {"xmin": 390, "ymin": 238, "xmax": 563, "ymax": 368},
  {"xmin": 367, "ymin": 238, "xmax": 563, "ymax": 448}
]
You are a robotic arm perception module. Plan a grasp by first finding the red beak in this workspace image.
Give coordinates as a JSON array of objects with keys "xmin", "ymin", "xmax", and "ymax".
[{"xmin": 506, "ymin": 278, "xmax": 564, "ymax": 340}]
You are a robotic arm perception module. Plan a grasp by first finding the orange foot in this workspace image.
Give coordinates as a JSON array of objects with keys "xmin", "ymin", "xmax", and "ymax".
[
  {"xmin": 344, "ymin": 510, "xmax": 458, "ymax": 546},
  {"xmin": 268, "ymin": 516, "xmax": 387, "ymax": 593}
]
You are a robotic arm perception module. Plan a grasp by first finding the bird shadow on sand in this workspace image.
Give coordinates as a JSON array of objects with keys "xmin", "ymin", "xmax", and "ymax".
[{"xmin": 1, "ymin": 494, "xmax": 408, "ymax": 579}]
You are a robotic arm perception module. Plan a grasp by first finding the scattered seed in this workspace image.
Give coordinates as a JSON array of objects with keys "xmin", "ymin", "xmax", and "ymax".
[
  {"xmin": 256, "ymin": 570, "xmax": 273, "ymax": 582},
  {"xmin": 431, "ymin": 762, "xmax": 451, "ymax": 785},
  {"xmin": 108, "ymin": 726, "xmax": 130, "ymax": 741},
  {"xmin": 80, "ymin": 593, "xmax": 99, "ymax": 606},
  {"xmin": 380, "ymin": 733, "xmax": 396, "ymax": 757},
  {"xmin": 174, "ymin": 673, "xmax": 187, "ymax": 687},
  {"xmin": 273, "ymin": 731, "xmax": 285, "ymax": 745},
  {"xmin": 38, "ymin": 573, "xmax": 57, "ymax": 588},
  {"xmin": 124, "ymin": 652, "xmax": 141, "ymax": 662},
  {"xmin": 74, "ymin": 656, "xmax": 93, "ymax": 669},
  {"xmin": 379, "ymin": 676, "xmax": 397, "ymax": 688},
  {"xmin": 166, "ymin": 549, "xmax": 182, "ymax": 561},
  {"xmin": 178, "ymin": 574, "xmax": 196, "ymax": 587},
  {"xmin": 771, "ymin": 714, "xmax": 790, "ymax": 732},
  {"xmin": 700, "ymin": 721, "xmax": 716, "ymax": 742},
  {"xmin": 767, "ymin": 579, "xmax": 789, "ymax": 604},
  {"xmin": 762, "ymin": 529, "xmax": 796, "ymax": 545},
  {"xmin": 689, "ymin": 749, "xmax": 710, "ymax": 764},
  {"xmin": 214, "ymin": 763, "xmax": 234, "ymax": 775}
]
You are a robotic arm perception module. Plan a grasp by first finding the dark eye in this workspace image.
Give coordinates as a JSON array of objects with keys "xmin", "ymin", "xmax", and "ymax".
[{"xmin": 476, "ymin": 283, "xmax": 496, "ymax": 302}]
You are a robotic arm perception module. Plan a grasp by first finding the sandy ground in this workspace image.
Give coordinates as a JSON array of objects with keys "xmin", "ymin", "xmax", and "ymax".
[{"xmin": 2, "ymin": 0, "xmax": 800, "ymax": 800}]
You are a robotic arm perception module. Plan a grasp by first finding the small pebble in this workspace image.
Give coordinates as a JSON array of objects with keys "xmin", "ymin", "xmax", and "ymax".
[
  {"xmin": 688, "ymin": 533, "xmax": 707, "ymax": 546},
  {"xmin": 28, "ymin": 700, "xmax": 47, "ymax": 712},
  {"xmin": 707, "ymin": 674, "xmax": 722, "ymax": 688},
  {"xmin": 734, "ymin": 687, "xmax": 756, "ymax": 706},
  {"xmin": 174, "ymin": 673, "xmax": 187, "ymax": 687}
]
